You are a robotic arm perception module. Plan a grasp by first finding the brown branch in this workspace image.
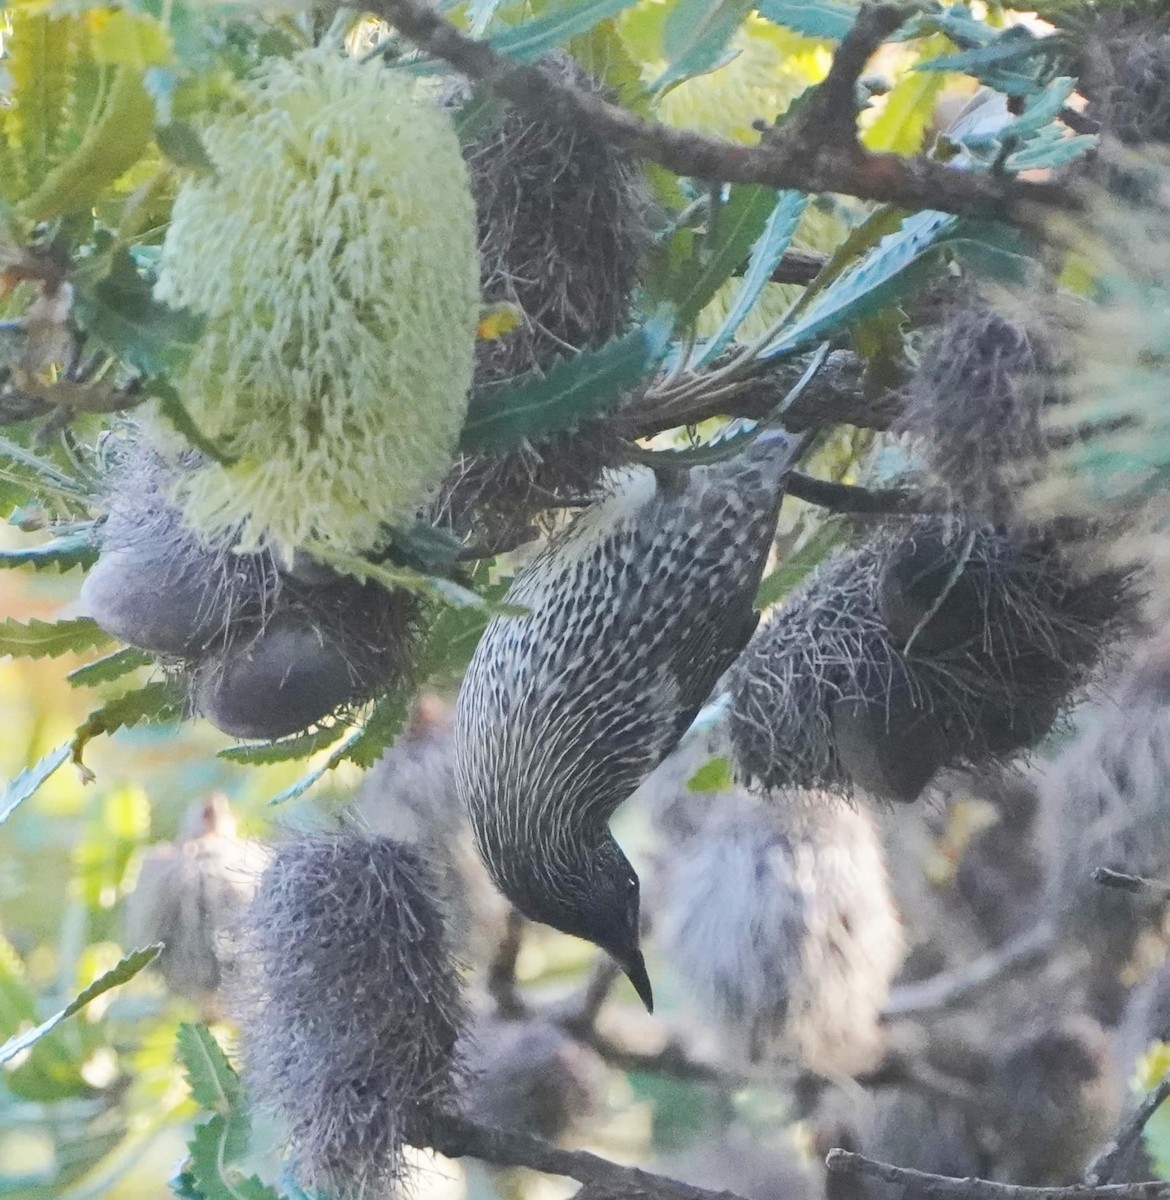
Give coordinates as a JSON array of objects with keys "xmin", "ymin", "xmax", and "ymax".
[
  {"xmin": 486, "ymin": 908, "xmax": 528, "ymax": 1019},
  {"xmin": 883, "ymin": 921, "xmax": 1054, "ymax": 1019},
  {"xmin": 769, "ymin": 249, "xmax": 828, "ymax": 285},
  {"xmin": 826, "ymin": 1150, "xmax": 1170, "ymax": 1200},
  {"xmin": 350, "ymin": 0, "xmax": 1072, "ymax": 221},
  {"xmin": 429, "ymin": 1114, "xmax": 748, "ymax": 1200},
  {"xmin": 1085, "ymin": 1077, "xmax": 1170, "ymax": 1186},
  {"xmin": 786, "ymin": 473, "xmax": 921, "ymax": 515}
]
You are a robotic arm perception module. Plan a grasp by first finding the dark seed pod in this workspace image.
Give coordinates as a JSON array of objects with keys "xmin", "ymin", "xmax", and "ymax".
[
  {"xmin": 434, "ymin": 54, "xmax": 652, "ymax": 549},
  {"xmin": 898, "ymin": 297, "xmax": 1065, "ymax": 527},
  {"xmin": 124, "ymin": 795, "xmax": 265, "ymax": 1007},
  {"xmin": 658, "ymin": 788, "xmax": 904, "ymax": 1076},
  {"xmin": 80, "ymin": 436, "xmax": 278, "ymax": 656},
  {"xmin": 231, "ymin": 833, "xmax": 465, "ymax": 1197},
  {"xmin": 730, "ymin": 517, "xmax": 1131, "ymax": 802},
  {"xmin": 459, "ymin": 1016, "xmax": 603, "ymax": 1140}
]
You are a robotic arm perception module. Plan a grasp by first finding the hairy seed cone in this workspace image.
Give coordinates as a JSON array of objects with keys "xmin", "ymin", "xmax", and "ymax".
[
  {"xmin": 154, "ymin": 50, "xmax": 480, "ymax": 559},
  {"xmin": 230, "ymin": 834, "xmax": 465, "ymax": 1196},
  {"xmin": 658, "ymin": 788, "xmax": 904, "ymax": 1076}
]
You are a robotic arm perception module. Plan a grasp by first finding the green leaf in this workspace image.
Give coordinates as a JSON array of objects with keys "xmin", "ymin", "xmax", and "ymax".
[
  {"xmin": 0, "ymin": 530, "xmax": 98, "ymax": 572},
  {"xmin": 671, "ymin": 186, "xmax": 782, "ymax": 328},
  {"xmin": 176, "ymin": 1023, "xmax": 241, "ymax": 1113},
  {"xmin": 151, "ymin": 380, "xmax": 238, "ymax": 467},
  {"xmin": 188, "ymin": 1115, "xmax": 255, "ymax": 1200},
  {"xmin": 155, "ymin": 120, "xmax": 215, "ymax": 173},
  {"xmin": 66, "ymin": 646, "xmax": 154, "ymax": 688},
  {"xmin": 756, "ymin": 521, "xmax": 845, "ymax": 609},
  {"xmin": 0, "ymin": 944, "xmax": 161, "ymax": 1067},
  {"xmin": 337, "ymin": 689, "xmax": 413, "ymax": 772},
  {"xmin": 0, "ymin": 616, "xmax": 112, "ymax": 660},
  {"xmin": 655, "ymin": 0, "xmax": 754, "ymax": 91},
  {"xmin": 0, "ymin": 435, "xmax": 88, "ymax": 500},
  {"xmin": 218, "ymin": 721, "xmax": 348, "ymax": 764},
  {"xmin": 696, "ymin": 190, "xmax": 807, "ymax": 366},
  {"xmin": 461, "ymin": 314, "xmax": 672, "ymax": 453},
  {"xmin": 71, "ymin": 681, "xmax": 185, "ymax": 776},
  {"xmin": 686, "ymin": 755, "xmax": 734, "ymax": 791},
  {"xmin": 631, "ymin": 426, "xmax": 759, "ymax": 467},
  {"xmin": 72, "ymin": 248, "xmax": 204, "ymax": 379},
  {"xmin": 915, "ymin": 26, "xmax": 1045, "ymax": 75},
  {"xmin": 863, "ymin": 44, "xmax": 950, "ymax": 154},
  {"xmin": 754, "ymin": 0, "xmax": 855, "ymax": 40},
  {"xmin": 488, "ymin": 0, "xmax": 642, "ymax": 62},
  {"xmin": 761, "ymin": 209, "xmax": 961, "ymax": 359},
  {"xmin": 0, "ymin": 742, "xmax": 71, "ymax": 826},
  {"xmin": 1003, "ymin": 131, "xmax": 1096, "ymax": 172}
]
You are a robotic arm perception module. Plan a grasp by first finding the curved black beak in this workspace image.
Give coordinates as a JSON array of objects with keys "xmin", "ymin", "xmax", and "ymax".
[{"xmin": 617, "ymin": 947, "xmax": 654, "ymax": 1013}]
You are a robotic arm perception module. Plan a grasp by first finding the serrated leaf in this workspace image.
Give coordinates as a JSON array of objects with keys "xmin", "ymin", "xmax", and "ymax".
[
  {"xmin": 916, "ymin": 25, "xmax": 1044, "ymax": 74},
  {"xmin": 1004, "ymin": 132, "xmax": 1096, "ymax": 172},
  {"xmin": 761, "ymin": 209, "xmax": 961, "ymax": 360},
  {"xmin": 71, "ymin": 681, "xmax": 185, "ymax": 776},
  {"xmin": 488, "ymin": 0, "xmax": 641, "ymax": 62},
  {"xmin": 686, "ymin": 755, "xmax": 734, "ymax": 792},
  {"xmin": 671, "ymin": 186, "xmax": 782, "ymax": 328},
  {"xmin": 863, "ymin": 41, "xmax": 950, "ymax": 155},
  {"xmin": 1001, "ymin": 75, "xmax": 1076, "ymax": 139},
  {"xmin": 461, "ymin": 314, "xmax": 672, "ymax": 453},
  {"xmin": 0, "ymin": 742, "xmax": 71, "ymax": 826},
  {"xmin": 0, "ymin": 434, "xmax": 88, "ymax": 499},
  {"xmin": 0, "ymin": 616, "xmax": 112, "ymax": 660},
  {"xmin": 655, "ymin": 0, "xmax": 754, "ymax": 91},
  {"xmin": 756, "ymin": 521, "xmax": 845, "ymax": 609},
  {"xmin": 0, "ymin": 944, "xmax": 160, "ymax": 1067},
  {"xmin": 151, "ymin": 380, "xmax": 237, "ymax": 466},
  {"xmin": 338, "ymin": 689, "xmax": 413, "ymax": 771},
  {"xmin": 188, "ymin": 1114, "xmax": 253, "ymax": 1200},
  {"xmin": 73, "ymin": 248, "xmax": 204, "ymax": 378},
  {"xmin": 66, "ymin": 646, "xmax": 154, "ymax": 688},
  {"xmin": 0, "ymin": 531, "xmax": 98, "ymax": 572},
  {"xmin": 176, "ymin": 1023, "xmax": 241, "ymax": 1113},
  {"xmin": 218, "ymin": 721, "xmax": 348, "ymax": 765},
  {"xmin": 696, "ymin": 190, "xmax": 807, "ymax": 366},
  {"xmin": 754, "ymin": 0, "xmax": 855, "ymax": 40}
]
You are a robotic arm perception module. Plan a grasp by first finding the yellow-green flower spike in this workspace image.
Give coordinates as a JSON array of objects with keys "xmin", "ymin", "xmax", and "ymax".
[{"xmin": 154, "ymin": 51, "xmax": 480, "ymax": 558}]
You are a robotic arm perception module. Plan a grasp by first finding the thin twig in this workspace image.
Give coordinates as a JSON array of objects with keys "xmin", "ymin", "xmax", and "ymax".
[
  {"xmin": 826, "ymin": 1149, "xmax": 1170, "ymax": 1200},
  {"xmin": 1085, "ymin": 1077, "xmax": 1170, "ymax": 1185},
  {"xmin": 346, "ymin": 0, "xmax": 1072, "ymax": 220},
  {"xmin": 429, "ymin": 1114, "xmax": 748, "ymax": 1200},
  {"xmin": 486, "ymin": 909, "xmax": 528, "ymax": 1019},
  {"xmin": 883, "ymin": 921, "xmax": 1054, "ymax": 1018},
  {"xmin": 786, "ymin": 473, "xmax": 921, "ymax": 515},
  {"xmin": 1092, "ymin": 868, "xmax": 1170, "ymax": 899}
]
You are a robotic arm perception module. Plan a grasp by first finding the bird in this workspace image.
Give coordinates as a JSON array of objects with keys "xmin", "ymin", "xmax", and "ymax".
[{"xmin": 454, "ymin": 427, "xmax": 808, "ymax": 1012}]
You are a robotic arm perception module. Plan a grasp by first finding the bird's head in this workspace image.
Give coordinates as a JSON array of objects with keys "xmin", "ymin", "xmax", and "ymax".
[{"xmin": 503, "ymin": 831, "xmax": 653, "ymax": 1013}]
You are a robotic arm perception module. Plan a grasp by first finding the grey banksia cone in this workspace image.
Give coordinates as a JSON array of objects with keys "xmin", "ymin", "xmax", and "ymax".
[{"xmin": 455, "ymin": 429, "xmax": 808, "ymax": 1011}]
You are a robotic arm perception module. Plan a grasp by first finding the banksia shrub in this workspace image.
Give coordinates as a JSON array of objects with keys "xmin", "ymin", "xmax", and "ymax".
[
  {"xmin": 231, "ymin": 834, "xmax": 465, "ymax": 1196},
  {"xmin": 658, "ymin": 788, "xmax": 904, "ymax": 1076},
  {"xmin": 124, "ymin": 795, "xmax": 266, "ymax": 1006},
  {"xmin": 154, "ymin": 50, "xmax": 480, "ymax": 559},
  {"xmin": 729, "ymin": 518, "xmax": 1130, "ymax": 802}
]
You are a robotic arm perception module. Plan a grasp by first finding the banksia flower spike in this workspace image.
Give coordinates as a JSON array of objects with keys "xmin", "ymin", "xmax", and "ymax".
[
  {"xmin": 455, "ymin": 430, "xmax": 807, "ymax": 1011},
  {"xmin": 231, "ymin": 833, "xmax": 465, "ymax": 1197},
  {"xmin": 154, "ymin": 50, "xmax": 480, "ymax": 560}
]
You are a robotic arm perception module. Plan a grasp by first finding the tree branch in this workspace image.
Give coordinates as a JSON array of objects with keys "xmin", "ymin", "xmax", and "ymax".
[
  {"xmin": 786, "ymin": 473, "xmax": 921, "ymax": 515},
  {"xmin": 769, "ymin": 249, "xmax": 828, "ymax": 285},
  {"xmin": 351, "ymin": 0, "xmax": 1072, "ymax": 220},
  {"xmin": 429, "ymin": 1114, "xmax": 748, "ymax": 1200},
  {"xmin": 826, "ymin": 1150, "xmax": 1170, "ymax": 1200},
  {"xmin": 1085, "ymin": 1077, "xmax": 1170, "ymax": 1186},
  {"xmin": 486, "ymin": 908, "xmax": 528, "ymax": 1019}
]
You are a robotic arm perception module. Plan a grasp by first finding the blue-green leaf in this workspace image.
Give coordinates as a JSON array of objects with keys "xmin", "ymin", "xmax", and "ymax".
[
  {"xmin": 916, "ymin": 25, "xmax": 1043, "ymax": 74},
  {"xmin": 218, "ymin": 721, "xmax": 348, "ymax": 764},
  {"xmin": 0, "ymin": 945, "xmax": 161, "ymax": 1066},
  {"xmin": 488, "ymin": 0, "xmax": 641, "ymax": 61},
  {"xmin": 754, "ymin": 0, "xmax": 855, "ymax": 40},
  {"xmin": 655, "ymin": 0, "xmax": 754, "ymax": 91},
  {"xmin": 1004, "ymin": 132, "xmax": 1096, "ymax": 172},
  {"xmin": 0, "ymin": 616, "xmax": 112, "ymax": 660},
  {"xmin": 0, "ymin": 435, "xmax": 88, "ymax": 500},
  {"xmin": 695, "ymin": 190, "xmax": 808, "ymax": 366},
  {"xmin": 761, "ymin": 209, "xmax": 960, "ymax": 359},
  {"xmin": 0, "ymin": 531, "xmax": 97, "ymax": 572},
  {"xmin": 0, "ymin": 742, "xmax": 71, "ymax": 826},
  {"xmin": 461, "ymin": 314, "xmax": 672, "ymax": 452}
]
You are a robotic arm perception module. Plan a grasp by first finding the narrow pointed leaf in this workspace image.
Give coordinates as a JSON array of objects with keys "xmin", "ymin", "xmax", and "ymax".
[
  {"xmin": 696, "ymin": 190, "xmax": 807, "ymax": 366},
  {"xmin": 218, "ymin": 722, "xmax": 348, "ymax": 764},
  {"xmin": 0, "ymin": 531, "xmax": 97, "ymax": 572},
  {"xmin": 71, "ymin": 681, "xmax": 185, "ymax": 775},
  {"xmin": 0, "ymin": 435, "xmax": 87, "ymax": 498},
  {"xmin": 756, "ymin": 521, "xmax": 846, "ymax": 608},
  {"xmin": 461, "ymin": 314, "xmax": 672, "ymax": 453},
  {"xmin": 176, "ymin": 1023, "xmax": 242, "ymax": 1113},
  {"xmin": 754, "ymin": 0, "xmax": 855, "ymax": 39},
  {"xmin": 0, "ymin": 617, "xmax": 112, "ymax": 660},
  {"xmin": 656, "ymin": 0, "xmax": 754, "ymax": 91},
  {"xmin": 67, "ymin": 647, "xmax": 154, "ymax": 688},
  {"xmin": 0, "ymin": 742, "xmax": 71, "ymax": 826},
  {"xmin": 0, "ymin": 945, "xmax": 161, "ymax": 1066},
  {"xmin": 488, "ymin": 0, "xmax": 641, "ymax": 61}
]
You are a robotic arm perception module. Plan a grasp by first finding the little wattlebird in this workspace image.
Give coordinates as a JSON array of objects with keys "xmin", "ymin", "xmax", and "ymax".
[{"xmin": 454, "ymin": 427, "xmax": 810, "ymax": 1011}]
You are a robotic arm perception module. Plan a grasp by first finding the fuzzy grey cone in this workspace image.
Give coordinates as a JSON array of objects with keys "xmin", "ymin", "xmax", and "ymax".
[
  {"xmin": 80, "ymin": 430, "xmax": 421, "ymax": 740},
  {"xmin": 459, "ymin": 1015, "xmax": 603, "ymax": 1140},
  {"xmin": 455, "ymin": 431, "xmax": 806, "ymax": 1012},
  {"xmin": 231, "ymin": 834, "xmax": 465, "ymax": 1197},
  {"xmin": 899, "ymin": 298, "xmax": 1064, "ymax": 526},
  {"xmin": 80, "ymin": 435, "xmax": 280, "ymax": 657},
  {"xmin": 435, "ymin": 54, "xmax": 652, "ymax": 550},
  {"xmin": 658, "ymin": 788, "xmax": 904, "ymax": 1076},
  {"xmin": 1038, "ymin": 643, "xmax": 1170, "ymax": 1017},
  {"xmin": 124, "ymin": 795, "xmax": 266, "ymax": 1006},
  {"xmin": 729, "ymin": 517, "xmax": 1130, "ymax": 802}
]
